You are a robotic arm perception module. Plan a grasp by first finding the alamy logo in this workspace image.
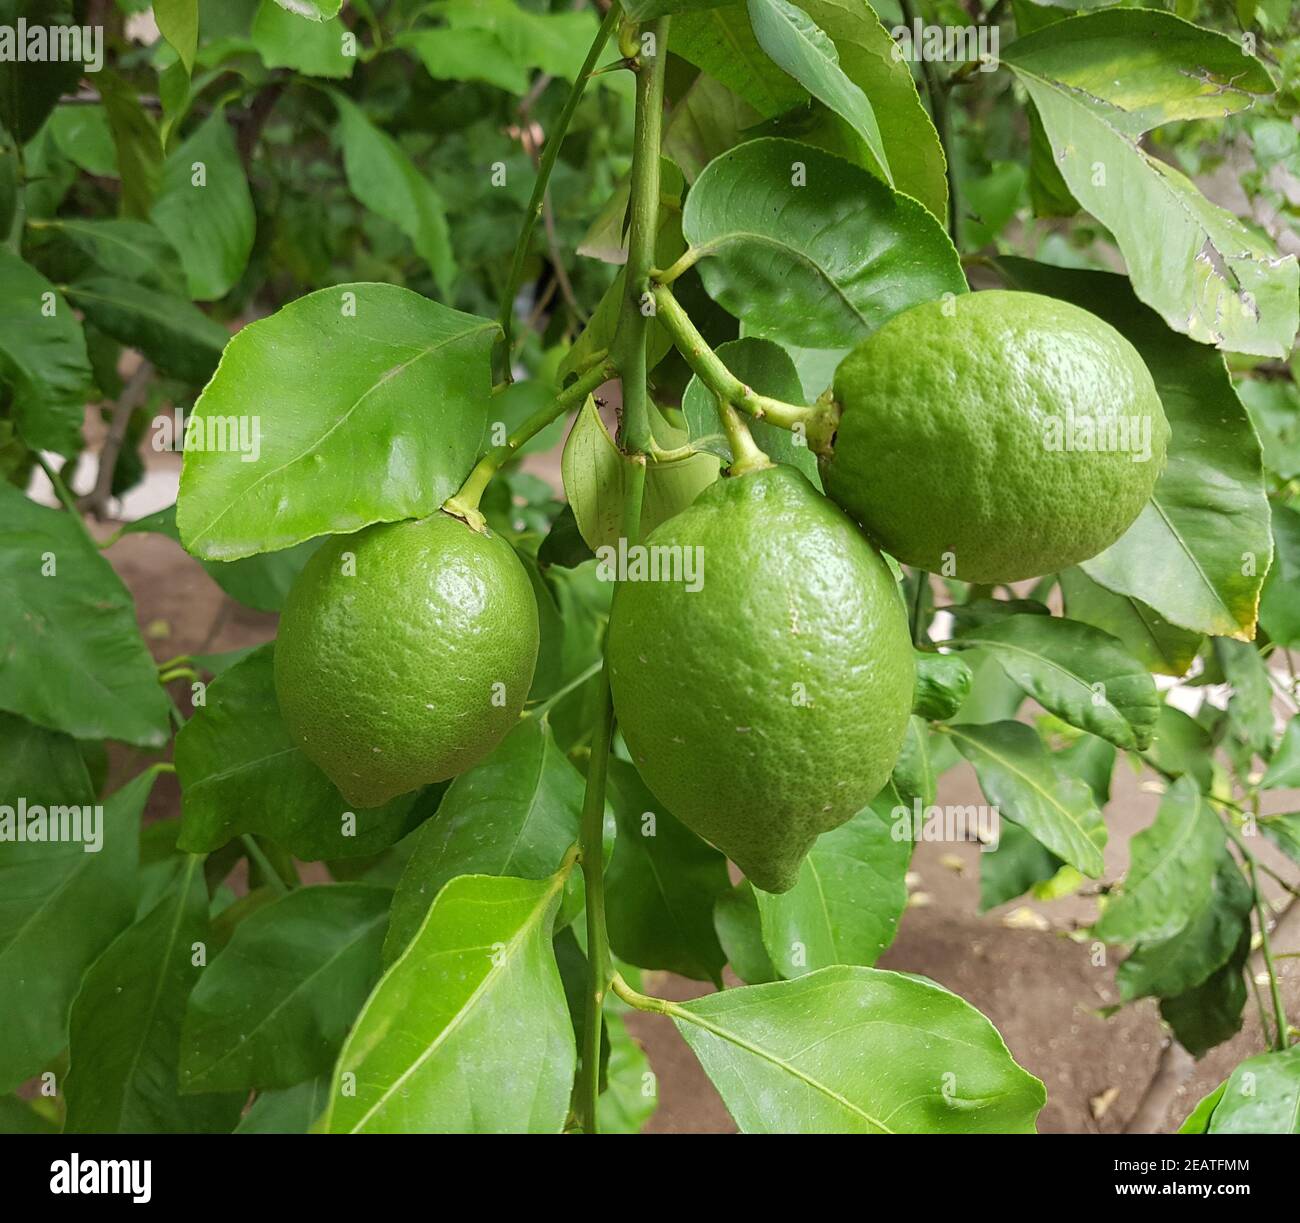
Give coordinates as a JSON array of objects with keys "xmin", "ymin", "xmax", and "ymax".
[
  {"xmin": 50, "ymin": 1154, "xmax": 151, "ymax": 1204},
  {"xmin": 153, "ymin": 408, "xmax": 262, "ymax": 463},
  {"xmin": 1042, "ymin": 407, "xmax": 1153, "ymax": 462},
  {"xmin": 595, "ymin": 538, "xmax": 704, "ymax": 592},
  {"xmin": 0, "ymin": 799, "xmax": 103, "ymax": 852},
  {"xmin": 890, "ymin": 798, "xmax": 1001, "ymax": 851},
  {"xmin": 891, "ymin": 20, "xmax": 999, "ymax": 71},
  {"xmin": 0, "ymin": 21, "xmax": 104, "ymax": 72}
]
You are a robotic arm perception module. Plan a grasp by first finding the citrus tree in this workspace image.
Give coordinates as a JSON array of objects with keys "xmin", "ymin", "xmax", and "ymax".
[{"xmin": 2, "ymin": 0, "xmax": 1299, "ymax": 1135}]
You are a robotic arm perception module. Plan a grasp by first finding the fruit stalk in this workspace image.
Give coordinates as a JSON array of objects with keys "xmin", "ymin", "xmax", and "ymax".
[
  {"xmin": 649, "ymin": 283, "xmax": 839, "ymax": 455},
  {"xmin": 495, "ymin": 4, "xmax": 622, "ymax": 381}
]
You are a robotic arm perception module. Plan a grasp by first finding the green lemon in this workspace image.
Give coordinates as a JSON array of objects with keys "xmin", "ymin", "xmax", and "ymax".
[
  {"xmin": 824, "ymin": 290, "xmax": 1169, "ymax": 583},
  {"xmin": 274, "ymin": 513, "xmax": 539, "ymax": 808},
  {"xmin": 607, "ymin": 466, "xmax": 914, "ymax": 894}
]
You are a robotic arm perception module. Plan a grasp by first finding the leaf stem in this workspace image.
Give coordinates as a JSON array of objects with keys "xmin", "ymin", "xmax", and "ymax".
[
  {"xmin": 495, "ymin": 4, "xmax": 620, "ymax": 381},
  {"xmin": 610, "ymin": 971, "xmax": 676, "ymax": 1017},
  {"xmin": 444, "ymin": 356, "xmax": 616, "ymax": 530},
  {"xmin": 649, "ymin": 284, "xmax": 838, "ymax": 454}
]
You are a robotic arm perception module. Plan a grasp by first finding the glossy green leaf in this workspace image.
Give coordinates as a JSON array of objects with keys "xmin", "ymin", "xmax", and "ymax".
[
  {"xmin": 0, "ymin": 247, "xmax": 92, "ymax": 455},
  {"xmin": 947, "ymin": 720, "xmax": 1104, "ymax": 877},
  {"xmin": 1206, "ymin": 1046, "xmax": 1300, "ymax": 1133},
  {"xmin": 151, "ymin": 110, "xmax": 255, "ymax": 301},
  {"xmin": 176, "ymin": 283, "xmax": 496, "ymax": 560},
  {"xmin": 0, "ymin": 743, "xmax": 145, "ymax": 1092},
  {"xmin": 65, "ymin": 276, "xmax": 227, "ymax": 383},
  {"xmin": 747, "ymin": 0, "xmax": 890, "ymax": 184},
  {"xmin": 1116, "ymin": 852, "xmax": 1252, "ymax": 1002},
  {"xmin": 334, "ymin": 93, "xmax": 453, "ymax": 292},
  {"xmin": 252, "ymin": 0, "xmax": 354, "ymax": 78},
  {"xmin": 383, "ymin": 717, "xmax": 586, "ymax": 963},
  {"xmin": 713, "ymin": 883, "xmax": 778, "ymax": 985},
  {"xmin": 683, "ymin": 138, "xmax": 964, "ymax": 349},
  {"xmin": 0, "ymin": 485, "xmax": 170, "ymax": 746},
  {"xmin": 326, "ymin": 870, "xmax": 576, "ymax": 1133},
  {"xmin": 174, "ymin": 645, "xmax": 428, "ymax": 858},
  {"xmin": 996, "ymin": 258, "xmax": 1273, "ymax": 641},
  {"xmin": 891, "ymin": 715, "xmax": 936, "ymax": 811},
  {"xmin": 64, "ymin": 856, "xmax": 242, "ymax": 1133},
  {"xmin": 952, "ymin": 614, "xmax": 1157, "ymax": 751},
  {"xmin": 1094, "ymin": 775, "xmax": 1223, "ymax": 944},
  {"xmin": 604, "ymin": 758, "xmax": 730, "ymax": 983},
  {"xmin": 181, "ymin": 884, "xmax": 391, "ymax": 1093},
  {"xmin": 1003, "ymin": 11, "xmax": 1295, "ymax": 357},
  {"xmin": 671, "ymin": 966, "xmax": 1045, "ymax": 1132},
  {"xmin": 1058, "ymin": 567, "xmax": 1201, "ymax": 678},
  {"xmin": 755, "ymin": 786, "xmax": 911, "ymax": 976}
]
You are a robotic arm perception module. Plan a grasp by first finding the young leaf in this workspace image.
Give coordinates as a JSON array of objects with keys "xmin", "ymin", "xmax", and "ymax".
[
  {"xmin": 174, "ymin": 645, "xmax": 429, "ymax": 858},
  {"xmin": 383, "ymin": 717, "xmax": 587, "ymax": 962},
  {"xmin": 746, "ymin": 0, "xmax": 891, "ymax": 185},
  {"xmin": 754, "ymin": 785, "xmax": 912, "ymax": 976},
  {"xmin": 1205, "ymin": 1046, "xmax": 1300, "ymax": 1134},
  {"xmin": 151, "ymin": 110, "xmax": 255, "ymax": 301},
  {"xmin": 176, "ymin": 284, "xmax": 496, "ymax": 560},
  {"xmin": 64, "ymin": 856, "xmax": 243, "ymax": 1133},
  {"xmin": 1002, "ymin": 10, "xmax": 1295, "ymax": 357},
  {"xmin": 0, "ymin": 485, "xmax": 170, "ymax": 746},
  {"xmin": 952, "ymin": 614, "xmax": 1158, "ymax": 751},
  {"xmin": 1093, "ymin": 775, "xmax": 1224, "ymax": 944},
  {"xmin": 326, "ymin": 871, "xmax": 576, "ymax": 1134},
  {"xmin": 996, "ymin": 258, "xmax": 1273, "ymax": 642},
  {"xmin": 0, "ymin": 740, "xmax": 145, "ymax": 1092},
  {"xmin": 0, "ymin": 248, "xmax": 93, "ymax": 456},
  {"xmin": 181, "ymin": 883, "xmax": 392, "ymax": 1093},
  {"xmin": 669, "ymin": 966, "xmax": 1045, "ymax": 1132},
  {"xmin": 604, "ymin": 758, "xmax": 730, "ymax": 984},
  {"xmin": 947, "ymin": 720, "xmax": 1104, "ymax": 878},
  {"xmin": 682, "ymin": 138, "xmax": 964, "ymax": 349}
]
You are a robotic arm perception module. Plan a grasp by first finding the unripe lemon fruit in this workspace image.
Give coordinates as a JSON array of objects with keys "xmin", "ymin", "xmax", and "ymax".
[
  {"xmin": 824, "ymin": 290, "xmax": 1169, "ymax": 583},
  {"xmin": 274, "ymin": 513, "xmax": 539, "ymax": 808},
  {"xmin": 607, "ymin": 466, "xmax": 914, "ymax": 894}
]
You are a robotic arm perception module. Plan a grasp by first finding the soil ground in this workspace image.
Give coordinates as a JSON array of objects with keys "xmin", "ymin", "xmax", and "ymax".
[{"xmin": 71, "ymin": 438, "xmax": 1300, "ymax": 1136}]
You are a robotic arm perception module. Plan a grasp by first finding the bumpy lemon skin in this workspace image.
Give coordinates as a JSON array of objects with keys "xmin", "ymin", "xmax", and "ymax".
[
  {"xmin": 274, "ymin": 513, "xmax": 539, "ymax": 808},
  {"xmin": 824, "ymin": 290, "xmax": 1170, "ymax": 583},
  {"xmin": 607, "ymin": 466, "xmax": 915, "ymax": 894}
]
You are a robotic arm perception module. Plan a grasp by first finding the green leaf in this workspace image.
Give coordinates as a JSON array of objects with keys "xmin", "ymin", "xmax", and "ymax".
[
  {"xmin": 273, "ymin": 0, "xmax": 341, "ymax": 17},
  {"xmin": 1116, "ymin": 852, "xmax": 1252, "ymax": 1002},
  {"xmin": 755, "ymin": 787, "xmax": 912, "ymax": 976},
  {"xmin": 1143, "ymin": 704, "xmax": 1213, "ymax": 790},
  {"xmin": 1262, "ymin": 719, "xmax": 1300, "ymax": 790},
  {"xmin": 39, "ymin": 217, "xmax": 185, "ymax": 290},
  {"xmin": 793, "ymin": 0, "xmax": 947, "ymax": 221},
  {"xmin": 400, "ymin": 27, "xmax": 529, "ymax": 94},
  {"xmin": 622, "ymin": 0, "xmax": 733, "ymax": 18},
  {"xmin": 326, "ymin": 870, "xmax": 576, "ymax": 1133},
  {"xmin": 952, "ymin": 614, "xmax": 1158, "ymax": 752},
  {"xmin": 64, "ymin": 857, "xmax": 242, "ymax": 1133},
  {"xmin": 1217, "ymin": 638, "xmax": 1274, "ymax": 757},
  {"xmin": 383, "ymin": 717, "xmax": 587, "ymax": 963},
  {"xmin": 1178, "ymin": 1081, "xmax": 1226, "ymax": 1133},
  {"xmin": 671, "ymin": 5, "xmax": 807, "ymax": 117},
  {"xmin": 1260, "ymin": 504, "xmax": 1300, "ymax": 648},
  {"xmin": 0, "ymin": 485, "xmax": 170, "ymax": 746},
  {"xmin": 181, "ymin": 883, "xmax": 391, "ymax": 1093},
  {"xmin": 155, "ymin": 0, "xmax": 199, "ymax": 73},
  {"xmin": 151, "ymin": 110, "xmax": 255, "ymax": 301},
  {"xmin": 176, "ymin": 283, "xmax": 496, "ymax": 561},
  {"xmin": 561, "ymin": 394, "xmax": 719, "ymax": 551},
  {"xmin": 1239, "ymin": 379, "xmax": 1300, "ymax": 482},
  {"xmin": 47, "ymin": 105, "xmax": 119, "ymax": 177},
  {"xmin": 996, "ymin": 258, "xmax": 1273, "ymax": 641},
  {"xmin": 1058, "ymin": 566, "xmax": 1201, "ymax": 678},
  {"xmin": 1258, "ymin": 813, "xmax": 1300, "ymax": 864},
  {"xmin": 682, "ymin": 138, "xmax": 964, "ymax": 349},
  {"xmin": 0, "ymin": 248, "xmax": 92, "ymax": 455},
  {"xmin": 252, "ymin": 0, "xmax": 354, "ymax": 78},
  {"xmin": 1206, "ymin": 1046, "xmax": 1300, "ymax": 1133},
  {"xmin": 604, "ymin": 758, "xmax": 730, "ymax": 983},
  {"xmin": 0, "ymin": 745, "xmax": 145, "ymax": 1092},
  {"xmin": 1094, "ymin": 775, "xmax": 1224, "ymax": 944},
  {"xmin": 1002, "ymin": 11, "xmax": 1296, "ymax": 357},
  {"xmin": 99, "ymin": 71, "xmax": 163, "ymax": 219},
  {"xmin": 980, "ymin": 822, "xmax": 1060, "ymax": 912},
  {"xmin": 236, "ymin": 1076, "xmax": 329, "ymax": 1133},
  {"xmin": 682, "ymin": 337, "xmax": 821, "ymax": 484},
  {"xmin": 0, "ymin": 0, "xmax": 84, "ymax": 143},
  {"xmin": 662, "ymin": 71, "xmax": 762, "ymax": 184},
  {"xmin": 713, "ymin": 882, "xmax": 777, "ymax": 984},
  {"xmin": 65, "ymin": 276, "xmax": 228, "ymax": 383},
  {"xmin": 947, "ymin": 720, "xmax": 1104, "ymax": 877},
  {"xmin": 0, "ymin": 1095, "xmax": 59, "ymax": 1134},
  {"xmin": 1159, "ymin": 927, "xmax": 1249, "ymax": 1058},
  {"xmin": 334, "ymin": 93, "xmax": 453, "ymax": 293},
  {"xmin": 174, "ymin": 645, "xmax": 429, "ymax": 858},
  {"xmin": 670, "ymin": 966, "xmax": 1045, "ymax": 1132},
  {"xmin": 597, "ymin": 1012, "xmax": 657, "ymax": 1134},
  {"xmin": 746, "ymin": 0, "xmax": 890, "ymax": 185}
]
